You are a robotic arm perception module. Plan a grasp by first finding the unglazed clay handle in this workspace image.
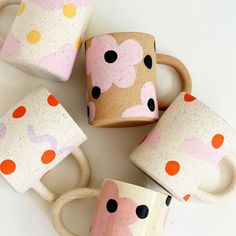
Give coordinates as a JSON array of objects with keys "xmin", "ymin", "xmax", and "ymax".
[
  {"xmin": 196, "ymin": 154, "xmax": 236, "ymax": 204},
  {"xmin": 0, "ymin": 0, "xmax": 22, "ymax": 49},
  {"xmin": 32, "ymin": 147, "xmax": 91, "ymax": 203},
  {"xmin": 156, "ymin": 53, "xmax": 192, "ymax": 110},
  {"xmin": 52, "ymin": 188, "xmax": 100, "ymax": 236}
]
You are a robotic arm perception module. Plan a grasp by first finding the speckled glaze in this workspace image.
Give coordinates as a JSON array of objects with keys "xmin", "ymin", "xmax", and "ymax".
[
  {"xmin": 52, "ymin": 179, "xmax": 171, "ymax": 236},
  {"xmin": 90, "ymin": 180, "xmax": 170, "ymax": 236},
  {"xmin": 130, "ymin": 92, "xmax": 236, "ymax": 203},
  {"xmin": 0, "ymin": 0, "xmax": 94, "ymax": 81},
  {"xmin": 85, "ymin": 32, "xmax": 192, "ymax": 128},
  {"xmin": 0, "ymin": 85, "xmax": 87, "ymax": 196}
]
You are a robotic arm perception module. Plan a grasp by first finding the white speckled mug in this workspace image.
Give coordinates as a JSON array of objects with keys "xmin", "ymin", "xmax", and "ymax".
[
  {"xmin": 0, "ymin": 0, "xmax": 94, "ymax": 81},
  {"xmin": 52, "ymin": 179, "xmax": 172, "ymax": 236},
  {"xmin": 0, "ymin": 85, "xmax": 90, "ymax": 202},
  {"xmin": 130, "ymin": 92, "xmax": 236, "ymax": 204}
]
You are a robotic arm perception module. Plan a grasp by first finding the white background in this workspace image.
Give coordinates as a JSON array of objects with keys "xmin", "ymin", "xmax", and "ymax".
[{"xmin": 0, "ymin": 0, "xmax": 236, "ymax": 235}]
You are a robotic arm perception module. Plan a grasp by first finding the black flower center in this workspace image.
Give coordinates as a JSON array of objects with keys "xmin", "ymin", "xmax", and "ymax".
[
  {"xmin": 147, "ymin": 98, "xmax": 155, "ymax": 112},
  {"xmin": 106, "ymin": 199, "xmax": 118, "ymax": 213},
  {"xmin": 104, "ymin": 50, "xmax": 118, "ymax": 63},
  {"xmin": 136, "ymin": 205, "xmax": 149, "ymax": 219},
  {"xmin": 92, "ymin": 86, "xmax": 101, "ymax": 99},
  {"xmin": 144, "ymin": 55, "xmax": 153, "ymax": 69}
]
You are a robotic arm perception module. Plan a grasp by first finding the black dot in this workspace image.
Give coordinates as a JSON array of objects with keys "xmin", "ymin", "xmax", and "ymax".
[
  {"xmin": 136, "ymin": 205, "xmax": 149, "ymax": 219},
  {"xmin": 106, "ymin": 199, "xmax": 118, "ymax": 213},
  {"xmin": 165, "ymin": 196, "xmax": 172, "ymax": 206},
  {"xmin": 147, "ymin": 98, "xmax": 155, "ymax": 112},
  {"xmin": 154, "ymin": 41, "xmax": 156, "ymax": 52},
  {"xmin": 104, "ymin": 50, "xmax": 118, "ymax": 63},
  {"xmin": 92, "ymin": 86, "xmax": 101, "ymax": 99},
  {"xmin": 87, "ymin": 106, "xmax": 90, "ymax": 118},
  {"xmin": 144, "ymin": 55, "xmax": 153, "ymax": 69}
]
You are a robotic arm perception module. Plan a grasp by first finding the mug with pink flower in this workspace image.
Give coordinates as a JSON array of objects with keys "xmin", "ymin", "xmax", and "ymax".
[
  {"xmin": 85, "ymin": 32, "xmax": 192, "ymax": 127},
  {"xmin": 52, "ymin": 179, "xmax": 171, "ymax": 236}
]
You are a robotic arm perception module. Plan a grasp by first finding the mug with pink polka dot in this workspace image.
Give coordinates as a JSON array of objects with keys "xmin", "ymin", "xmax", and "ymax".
[
  {"xmin": 130, "ymin": 92, "xmax": 236, "ymax": 204},
  {"xmin": 0, "ymin": 0, "xmax": 94, "ymax": 81},
  {"xmin": 0, "ymin": 85, "xmax": 90, "ymax": 202},
  {"xmin": 52, "ymin": 179, "xmax": 171, "ymax": 236},
  {"xmin": 85, "ymin": 32, "xmax": 192, "ymax": 128}
]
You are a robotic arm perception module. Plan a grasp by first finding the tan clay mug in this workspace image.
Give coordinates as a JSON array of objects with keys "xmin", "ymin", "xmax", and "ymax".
[
  {"xmin": 52, "ymin": 179, "xmax": 172, "ymax": 236},
  {"xmin": 85, "ymin": 32, "xmax": 192, "ymax": 127}
]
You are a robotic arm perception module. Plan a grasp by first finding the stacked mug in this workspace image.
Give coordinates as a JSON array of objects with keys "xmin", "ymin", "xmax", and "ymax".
[{"xmin": 0, "ymin": 0, "xmax": 236, "ymax": 236}]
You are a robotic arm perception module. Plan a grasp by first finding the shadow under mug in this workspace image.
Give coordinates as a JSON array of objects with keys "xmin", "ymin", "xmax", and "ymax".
[
  {"xmin": 130, "ymin": 92, "xmax": 236, "ymax": 204},
  {"xmin": 52, "ymin": 179, "xmax": 172, "ymax": 236},
  {"xmin": 0, "ymin": 0, "xmax": 94, "ymax": 81},
  {"xmin": 0, "ymin": 85, "xmax": 90, "ymax": 202},
  {"xmin": 85, "ymin": 32, "xmax": 192, "ymax": 127}
]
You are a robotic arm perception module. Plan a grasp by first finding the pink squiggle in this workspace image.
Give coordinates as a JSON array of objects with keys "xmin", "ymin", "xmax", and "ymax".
[
  {"xmin": 27, "ymin": 125, "xmax": 75, "ymax": 157},
  {"xmin": 181, "ymin": 138, "xmax": 224, "ymax": 165},
  {"xmin": 57, "ymin": 146, "xmax": 75, "ymax": 156},
  {"xmin": 27, "ymin": 125, "xmax": 57, "ymax": 150},
  {"xmin": 0, "ymin": 123, "xmax": 6, "ymax": 139}
]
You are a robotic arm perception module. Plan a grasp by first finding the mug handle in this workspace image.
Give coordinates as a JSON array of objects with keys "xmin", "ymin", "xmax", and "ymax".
[
  {"xmin": 195, "ymin": 154, "xmax": 236, "ymax": 204},
  {"xmin": 52, "ymin": 187, "xmax": 100, "ymax": 236},
  {"xmin": 31, "ymin": 147, "xmax": 91, "ymax": 203},
  {"xmin": 156, "ymin": 53, "xmax": 192, "ymax": 110},
  {"xmin": 0, "ymin": 0, "xmax": 22, "ymax": 49}
]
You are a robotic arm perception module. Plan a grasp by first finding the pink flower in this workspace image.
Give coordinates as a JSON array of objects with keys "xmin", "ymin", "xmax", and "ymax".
[
  {"xmin": 86, "ymin": 34, "xmax": 143, "ymax": 93},
  {"xmin": 181, "ymin": 137, "xmax": 224, "ymax": 165},
  {"xmin": 0, "ymin": 38, "xmax": 4, "ymax": 49},
  {"xmin": 0, "ymin": 123, "xmax": 6, "ymax": 139},
  {"xmin": 38, "ymin": 44, "xmax": 77, "ymax": 81},
  {"xmin": 87, "ymin": 101, "xmax": 96, "ymax": 122},
  {"xmin": 90, "ymin": 180, "xmax": 138, "ymax": 236},
  {"xmin": 122, "ymin": 82, "xmax": 159, "ymax": 119},
  {"xmin": 1, "ymin": 34, "xmax": 21, "ymax": 58},
  {"xmin": 33, "ymin": 0, "xmax": 90, "ymax": 10}
]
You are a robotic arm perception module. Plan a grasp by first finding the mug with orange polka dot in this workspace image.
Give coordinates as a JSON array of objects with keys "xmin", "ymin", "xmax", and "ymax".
[
  {"xmin": 0, "ymin": 0, "xmax": 94, "ymax": 81},
  {"xmin": 0, "ymin": 85, "xmax": 90, "ymax": 202},
  {"xmin": 52, "ymin": 179, "xmax": 171, "ymax": 236},
  {"xmin": 130, "ymin": 92, "xmax": 236, "ymax": 204},
  {"xmin": 85, "ymin": 32, "xmax": 192, "ymax": 128}
]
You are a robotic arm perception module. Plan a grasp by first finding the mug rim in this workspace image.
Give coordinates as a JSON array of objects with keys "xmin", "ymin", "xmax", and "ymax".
[
  {"xmin": 85, "ymin": 32, "xmax": 156, "ymax": 43},
  {"xmin": 180, "ymin": 92, "xmax": 236, "ymax": 134},
  {"xmin": 103, "ymin": 178, "xmax": 170, "ymax": 197}
]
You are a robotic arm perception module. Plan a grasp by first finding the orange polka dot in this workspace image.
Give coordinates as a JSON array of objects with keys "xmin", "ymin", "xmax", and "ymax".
[
  {"xmin": 165, "ymin": 161, "xmax": 180, "ymax": 176},
  {"xmin": 184, "ymin": 93, "xmax": 196, "ymax": 102},
  {"xmin": 41, "ymin": 150, "xmax": 56, "ymax": 164},
  {"xmin": 12, "ymin": 106, "xmax": 26, "ymax": 118},
  {"xmin": 47, "ymin": 95, "xmax": 59, "ymax": 106},
  {"xmin": 183, "ymin": 194, "xmax": 191, "ymax": 202},
  {"xmin": 212, "ymin": 134, "xmax": 224, "ymax": 149},
  {"xmin": 0, "ymin": 160, "xmax": 16, "ymax": 175}
]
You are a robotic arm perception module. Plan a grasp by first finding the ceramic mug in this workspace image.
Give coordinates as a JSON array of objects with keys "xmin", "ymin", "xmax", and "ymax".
[
  {"xmin": 0, "ymin": 85, "xmax": 90, "ymax": 202},
  {"xmin": 130, "ymin": 92, "xmax": 236, "ymax": 203},
  {"xmin": 85, "ymin": 32, "xmax": 192, "ymax": 127},
  {"xmin": 0, "ymin": 0, "xmax": 94, "ymax": 81},
  {"xmin": 52, "ymin": 179, "xmax": 172, "ymax": 236}
]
